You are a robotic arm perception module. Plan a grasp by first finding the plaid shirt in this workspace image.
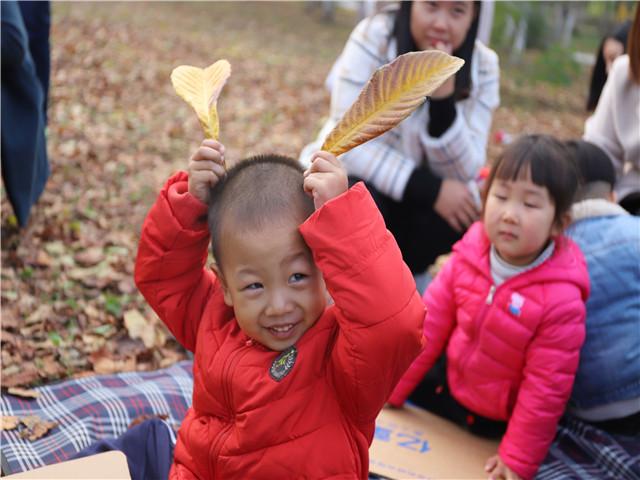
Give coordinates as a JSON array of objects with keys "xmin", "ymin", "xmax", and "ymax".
[{"xmin": 301, "ymin": 11, "xmax": 500, "ymax": 201}]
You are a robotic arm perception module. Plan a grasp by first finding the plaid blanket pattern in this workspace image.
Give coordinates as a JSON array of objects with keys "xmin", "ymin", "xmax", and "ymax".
[
  {"xmin": 537, "ymin": 415, "xmax": 640, "ymax": 480},
  {"xmin": 1, "ymin": 360, "xmax": 193, "ymax": 475},
  {"xmin": 3, "ymin": 362, "xmax": 638, "ymax": 478}
]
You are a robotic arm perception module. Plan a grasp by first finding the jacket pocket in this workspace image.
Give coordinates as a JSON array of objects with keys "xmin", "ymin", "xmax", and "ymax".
[
  {"xmin": 498, "ymin": 380, "xmax": 514, "ymax": 418},
  {"xmin": 188, "ymin": 414, "xmax": 215, "ymax": 478},
  {"xmin": 457, "ymin": 376, "xmax": 511, "ymax": 420}
]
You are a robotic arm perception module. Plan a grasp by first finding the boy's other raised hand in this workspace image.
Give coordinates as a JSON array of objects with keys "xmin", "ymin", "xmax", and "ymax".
[
  {"xmin": 188, "ymin": 139, "xmax": 226, "ymax": 204},
  {"xmin": 303, "ymin": 151, "xmax": 348, "ymax": 210}
]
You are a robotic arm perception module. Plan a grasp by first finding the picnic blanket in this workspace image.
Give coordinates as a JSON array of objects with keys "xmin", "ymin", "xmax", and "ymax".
[
  {"xmin": 1, "ymin": 360, "xmax": 193, "ymax": 475},
  {"xmin": 2, "ymin": 360, "xmax": 638, "ymax": 479},
  {"xmin": 537, "ymin": 414, "xmax": 640, "ymax": 480}
]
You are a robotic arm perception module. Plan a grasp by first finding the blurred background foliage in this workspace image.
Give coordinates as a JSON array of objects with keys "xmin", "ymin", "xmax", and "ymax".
[{"xmin": 491, "ymin": 1, "xmax": 636, "ymax": 86}]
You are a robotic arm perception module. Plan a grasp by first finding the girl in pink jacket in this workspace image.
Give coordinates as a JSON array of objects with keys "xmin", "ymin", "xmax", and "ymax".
[{"xmin": 389, "ymin": 135, "xmax": 590, "ymax": 480}]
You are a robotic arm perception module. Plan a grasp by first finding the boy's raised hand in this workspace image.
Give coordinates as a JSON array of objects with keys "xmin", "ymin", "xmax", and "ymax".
[
  {"xmin": 188, "ymin": 139, "xmax": 226, "ymax": 204},
  {"xmin": 303, "ymin": 151, "xmax": 348, "ymax": 210}
]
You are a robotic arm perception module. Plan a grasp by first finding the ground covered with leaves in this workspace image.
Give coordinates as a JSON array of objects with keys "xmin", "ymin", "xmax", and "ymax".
[{"xmin": 1, "ymin": 2, "xmax": 591, "ymax": 388}]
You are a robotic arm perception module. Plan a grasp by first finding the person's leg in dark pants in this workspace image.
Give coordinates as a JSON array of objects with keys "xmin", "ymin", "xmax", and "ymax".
[
  {"xmin": 73, "ymin": 418, "xmax": 174, "ymax": 480},
  {"xmin": 18, "ymin": 1, "xmax": 50, "ymax": 122},
  {"xmin": 408, "ymin": 356, "xmax": 506, "ymax": 439}
]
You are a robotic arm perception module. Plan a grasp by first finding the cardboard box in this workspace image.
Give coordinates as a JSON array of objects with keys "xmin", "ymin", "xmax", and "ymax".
[
  {"xmin": 370, "ymin": 405, "xmax": 499, "ymax": 479},
  {"xmin": 5, "ymin": 408, "xmax": 495, "ymax": 479},
  {"xmin": 4, "ymin": 451, "xmax": 131, "ymax": 479}
]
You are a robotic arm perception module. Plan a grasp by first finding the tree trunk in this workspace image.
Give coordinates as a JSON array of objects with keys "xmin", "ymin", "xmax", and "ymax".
[
  {"xmin": 510, "ymin": 17, "xmax": 527, "ymax": 63},
  {"xmin": 560, "ymin": 5, "xmax": 577, "ymax": 48},
  {"xmin": 477, "ymin": 0, "xmax": 495, "ymax": 45}
]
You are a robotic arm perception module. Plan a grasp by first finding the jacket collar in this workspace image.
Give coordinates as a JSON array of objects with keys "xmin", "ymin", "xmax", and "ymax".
[
  {"xmin": 453, "ymin": 222, "xmax": 589, "ymax": 300},
  {"xmin": 571, "ymin": 199, "xmax": 629, "ymax": 223}
]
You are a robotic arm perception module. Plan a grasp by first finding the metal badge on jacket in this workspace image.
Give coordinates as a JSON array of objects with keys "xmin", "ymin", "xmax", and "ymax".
[{"xmin": 270, "ymin": 346, "xmax": 297, "ymax": 381}]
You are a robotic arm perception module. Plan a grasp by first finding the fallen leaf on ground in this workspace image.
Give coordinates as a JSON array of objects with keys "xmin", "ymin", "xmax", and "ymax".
[
  {"xmin": 117, "ymin": 277, "xmax": 136, "ymax": 294},
  {"xmin": 25, "ymin": 304, "xmax": 53, "ymax": 326},
  {"xmin": 158, "ymin": 347, "xmax": 184, "ymax": 369},
  {"xmin": 1, "ymin": 329, "xmax": 19, "ymax": 346},
  {"xmin": 0, "ymin": 310, "xmax": 19, "ymax": 330},
  {"xmin": 7, "ymin": 387, "xmax": 40, "ymax": 399},
  {"xmin": 74, "ymin": 247, "xmax": 105, "ymax": 266},
  {"xmin": 41, "ymin": 355, "xmax": 65, "ymax": 378},
  {"xmin": 0, "ymin": 416, "xmax": 19, "ymax": 430},
  {"xmin": 19, "ymin": 415, "xmax": 58, "ymax": 441},
  {"xmin": 124, "ymin": 309, "xmax": 156, "ymax": 349},
  {"xmin": 1, "ymin": 362, "xmax": 40, "ymax": 388},
  {"xmin": 30, "ymin": 250, "xmax": 53, "ymax": 267},
  {"xmin": 89, "ymin": 349, "xmax": 136, "ymax": 374}
]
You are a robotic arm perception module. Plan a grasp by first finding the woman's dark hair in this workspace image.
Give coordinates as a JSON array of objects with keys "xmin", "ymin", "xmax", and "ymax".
[
  {"xmin": 482, "ymin": 135, "xmax": 578, "ymax": 226},
  {"xmin": 392, "ymin": 1, "xmax": 481, "ymax": 100},
  {"xmin": 586, "ymin": 20, "xmax": 631, "ymax": 111}
]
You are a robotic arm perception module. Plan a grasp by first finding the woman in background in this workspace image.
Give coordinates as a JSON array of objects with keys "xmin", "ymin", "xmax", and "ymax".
[
  {"xmin": 584, "ymin": 3, "xmax": 639, "ymax": 214},
  {"xmin": 300, "ymin": 1, "xmax": 500, "ymax": 286},
  {"xmin": 586, "ymin": 20, "xmax": 630, "ymax": 112}
]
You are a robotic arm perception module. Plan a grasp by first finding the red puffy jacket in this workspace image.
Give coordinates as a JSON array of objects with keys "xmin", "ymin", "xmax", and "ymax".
[
  {"xmin": 389, "ymin": 222, "xmax": 589, "ymax": 479},
  {"xmin": 135, "ymin": 173, "xmax": 424, "ymax": 479}
]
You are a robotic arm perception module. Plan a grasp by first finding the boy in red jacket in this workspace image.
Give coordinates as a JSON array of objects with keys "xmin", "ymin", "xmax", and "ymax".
[{"xmin": 134, "ymin": 139, "xmax": 424, "ymax": 479}]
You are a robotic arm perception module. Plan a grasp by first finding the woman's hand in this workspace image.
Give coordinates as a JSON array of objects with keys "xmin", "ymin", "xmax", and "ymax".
[
  {"xmin": 303, "ymin": 151, "xmax": 348, "ymax": 210},
  {"xmin": 188, "ymin": 139, "xmax": 226, "ymax": 204},
  {"xmin": 485, "ymin": 454, "xmax": 522, "ymax": 480},
  {"xmin": 433, "ymin": 179, "xmax": 479, "ymax": 232}
]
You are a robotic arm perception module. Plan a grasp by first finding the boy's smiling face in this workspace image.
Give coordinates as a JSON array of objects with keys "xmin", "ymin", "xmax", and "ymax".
[{"xmin": 215, "ymin": 216, "xmax": 327, "ymax": 351}]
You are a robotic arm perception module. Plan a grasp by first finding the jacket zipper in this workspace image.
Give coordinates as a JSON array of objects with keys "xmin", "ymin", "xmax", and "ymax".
[
  {"xmin": 486, "ymin": 285, "xmax": 496, "ymax": 305},
  {"xmin": 208, "ymin": 339, "xmax": 254, "ymax": 478},
  {"xmin": 456, "ymin": 244, "xmax": 559, "ymax": 380},
  {"xmin": 458, "ymin": 284, "xmax": 496, "ymax": 378}
]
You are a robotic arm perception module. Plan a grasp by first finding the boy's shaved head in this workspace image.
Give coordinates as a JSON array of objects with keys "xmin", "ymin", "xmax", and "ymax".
[
  {"xmin": 207, "ymin": 154, "xmax": 315, "ymax": 266},
  {"xmin": 565, "ymin": 140, "xmax": 616, "ymax": 201}
]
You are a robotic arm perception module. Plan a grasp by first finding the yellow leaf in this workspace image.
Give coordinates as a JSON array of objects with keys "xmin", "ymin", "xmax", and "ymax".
[
  {"xmin": 8, "ymin": 387, "xmax": 40, "ymax": 399},
  {"xmin": 123, "ymin": 309, "xmax": 156, "ymax": 349},
  {"xmin": 1, "ymin": 416, "xmax": 19, "ymax": 430},
  {"xmin": 321, "ymin": 50, "xmax": 464, "ymax": 156},
  {"xmin": 170, "ymin": 60, "xmax": 231, "ymax": 139}
]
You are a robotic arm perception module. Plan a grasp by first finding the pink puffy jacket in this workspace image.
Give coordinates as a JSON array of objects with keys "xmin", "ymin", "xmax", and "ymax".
[{"xmin": 389, "ymin": 222, "xmax": 589, "ymax": 479}]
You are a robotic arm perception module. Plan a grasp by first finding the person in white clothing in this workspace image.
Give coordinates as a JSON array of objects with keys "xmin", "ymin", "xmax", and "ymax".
[
  {"xmin": 300, "ymin": 1, "xmax": 500, "ymax": 279},
  {"xmin": 583, "ymin": 4, "xmax": 640, "ymax": 214}
]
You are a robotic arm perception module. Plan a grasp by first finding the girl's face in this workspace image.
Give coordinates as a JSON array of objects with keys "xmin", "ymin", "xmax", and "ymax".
[
  {"xmin": 603, "ymin": 37, "xmax": 624, "ymax": 73},
  {"xmin": 484, "ymin": 168, "xmax": 562, "ymax": 266},
  {"xmin": 410, "ymin": 1, "xmax": 475, "ymax": 54}
]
